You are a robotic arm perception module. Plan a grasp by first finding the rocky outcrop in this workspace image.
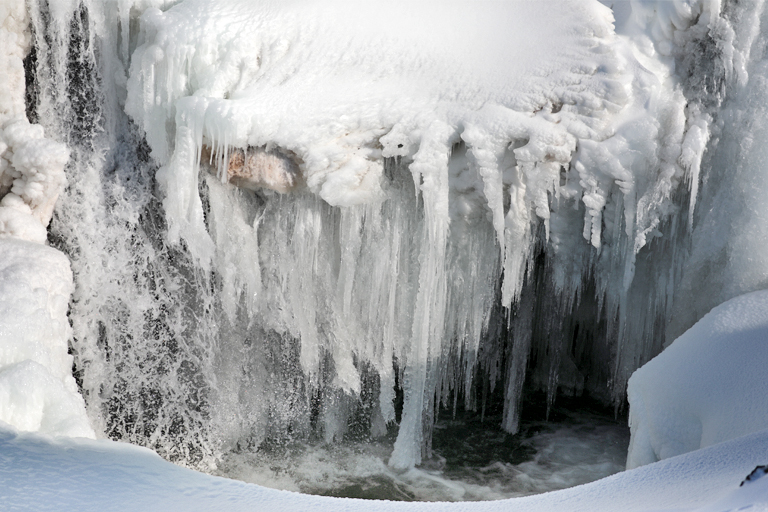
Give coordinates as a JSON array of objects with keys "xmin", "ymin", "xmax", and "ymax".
[{"xmin": 201, "ymin": 145, "xmax": 303, "ymax": 194}]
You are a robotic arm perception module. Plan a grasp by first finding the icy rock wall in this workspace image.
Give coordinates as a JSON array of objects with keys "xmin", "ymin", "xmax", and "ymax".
[
  {"xmin": 21, "ymin": 0, "xmax": 767, "ymax": 470},
  {"xmin": 625, "ymin": 0, "xmax": 768, "ymax": 468},
  {"xmin": 666, "ymin": 0, "xmax": 768, "ymax": 342},
  {"xmin": 0, "ymin": 0, "xmax": 92, "ymax": 438}
]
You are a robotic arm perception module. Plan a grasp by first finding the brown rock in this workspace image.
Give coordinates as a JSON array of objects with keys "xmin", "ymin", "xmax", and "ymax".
[{"xmin": 201, "ymin": 145, "xmax": 302, "ymax": 193}]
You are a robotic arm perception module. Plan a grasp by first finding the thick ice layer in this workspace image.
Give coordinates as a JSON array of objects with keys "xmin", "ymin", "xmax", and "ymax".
[{"xmin": 627, "ymin": 290, "xmax": 768, "ymax": 469}]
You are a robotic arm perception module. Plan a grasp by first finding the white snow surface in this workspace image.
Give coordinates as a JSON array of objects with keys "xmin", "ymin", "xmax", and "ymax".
[
  {"xmin": 627, "ymin": 290, "xmax": 768, "ymax": 469},
  {"xmin": 1, "ymin": 423, "xmax": 767, "ymax": 511}
]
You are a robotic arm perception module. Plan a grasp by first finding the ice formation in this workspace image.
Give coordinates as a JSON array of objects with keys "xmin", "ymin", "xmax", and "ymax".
[
  {"xmin": 8, "ymin": 0, "xmax": 768, "ymax": 484},
  {"xmin": 0, "ymin": 0, "xmax": 93, "ymax": 438},
  {"xmin": 0, "ymin": 239, "xmax": 93, "ymax": 438}
]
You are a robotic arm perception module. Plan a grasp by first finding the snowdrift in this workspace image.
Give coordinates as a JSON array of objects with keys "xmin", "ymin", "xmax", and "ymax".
[
  {"xmin": 628, "ymin": 290, "xmax": 768, "ymax": 469},
  {"xmin": 1, "ymin": 423, "xmax": 767, "ymax": 511}
]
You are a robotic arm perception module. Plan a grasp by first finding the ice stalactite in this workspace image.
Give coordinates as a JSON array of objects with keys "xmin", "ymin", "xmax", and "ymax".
[{"xmin": 20, "ymin": 0, "xmax": 767, "ymax": 471}]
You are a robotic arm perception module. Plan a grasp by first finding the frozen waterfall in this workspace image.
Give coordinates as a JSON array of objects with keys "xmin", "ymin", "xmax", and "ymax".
[{"xmin": 3, "ymin": 0, "xmax": 766, "ymax": 480}]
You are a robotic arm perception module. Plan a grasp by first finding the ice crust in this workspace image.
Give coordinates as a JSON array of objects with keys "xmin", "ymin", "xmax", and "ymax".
[{"xmin": 627, "ymin": 290, "xmax": 768, "ymax": 469}]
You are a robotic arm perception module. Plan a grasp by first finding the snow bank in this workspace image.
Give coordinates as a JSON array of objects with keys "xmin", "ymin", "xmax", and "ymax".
[
  {"xmin": 2, "ymin": 423, "xmax": 768, "ymax": 511},
  {"xmin": 627, "ymin": 290, "xmax": 768, "ymax": 469}
]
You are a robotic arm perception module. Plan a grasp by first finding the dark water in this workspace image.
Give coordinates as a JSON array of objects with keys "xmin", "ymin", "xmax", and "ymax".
[{"xmin": 216, "ymin": 398, "xmax": 630, "ymax": 502}]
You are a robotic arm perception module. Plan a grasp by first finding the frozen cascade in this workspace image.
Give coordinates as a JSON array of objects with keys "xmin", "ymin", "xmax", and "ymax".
[{"xmin": 15, "ymin": 0, "xmax": 766, "ymax": 475}]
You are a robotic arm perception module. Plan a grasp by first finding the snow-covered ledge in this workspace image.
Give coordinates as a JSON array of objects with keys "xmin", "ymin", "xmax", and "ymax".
[{"xmin": 0, "ymin": 0, "xmax": 93, "ymax": 439}]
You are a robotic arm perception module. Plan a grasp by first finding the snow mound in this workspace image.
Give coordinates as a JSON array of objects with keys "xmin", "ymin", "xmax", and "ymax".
[{"xmin": 627, "ymin": 290, "xmax": 768, "ymax": 469}]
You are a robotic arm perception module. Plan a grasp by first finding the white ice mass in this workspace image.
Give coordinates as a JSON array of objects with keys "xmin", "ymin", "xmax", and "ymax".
[{"xmin": 1, "ymin": 0, "xmax": 768, "ymax": 509}]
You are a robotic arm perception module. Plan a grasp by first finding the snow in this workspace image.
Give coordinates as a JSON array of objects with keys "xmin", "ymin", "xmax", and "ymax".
[
  {"xmin": 627, "ymin": 290, "xmax": 768, "ymax": 469},
  {"xmin": 1, "ymin": 423, "xmax": 767, "ymax": 511}
]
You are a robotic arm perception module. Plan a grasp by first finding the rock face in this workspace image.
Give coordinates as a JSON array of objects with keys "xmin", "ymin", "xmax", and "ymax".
[{"xmin": 201, "ymin": 145, "xmax": 302, "ymax": 194}]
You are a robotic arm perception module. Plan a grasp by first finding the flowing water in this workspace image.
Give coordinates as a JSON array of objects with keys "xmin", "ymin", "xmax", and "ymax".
[{"xmin": 217, "ymin": 399, "xmax": 629, "ymax": 501}]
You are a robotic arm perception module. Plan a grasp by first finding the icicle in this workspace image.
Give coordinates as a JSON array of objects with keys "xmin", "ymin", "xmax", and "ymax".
[{"xmin": 389, "ymin": 121, "xmax": 454, "ymax": 470}]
